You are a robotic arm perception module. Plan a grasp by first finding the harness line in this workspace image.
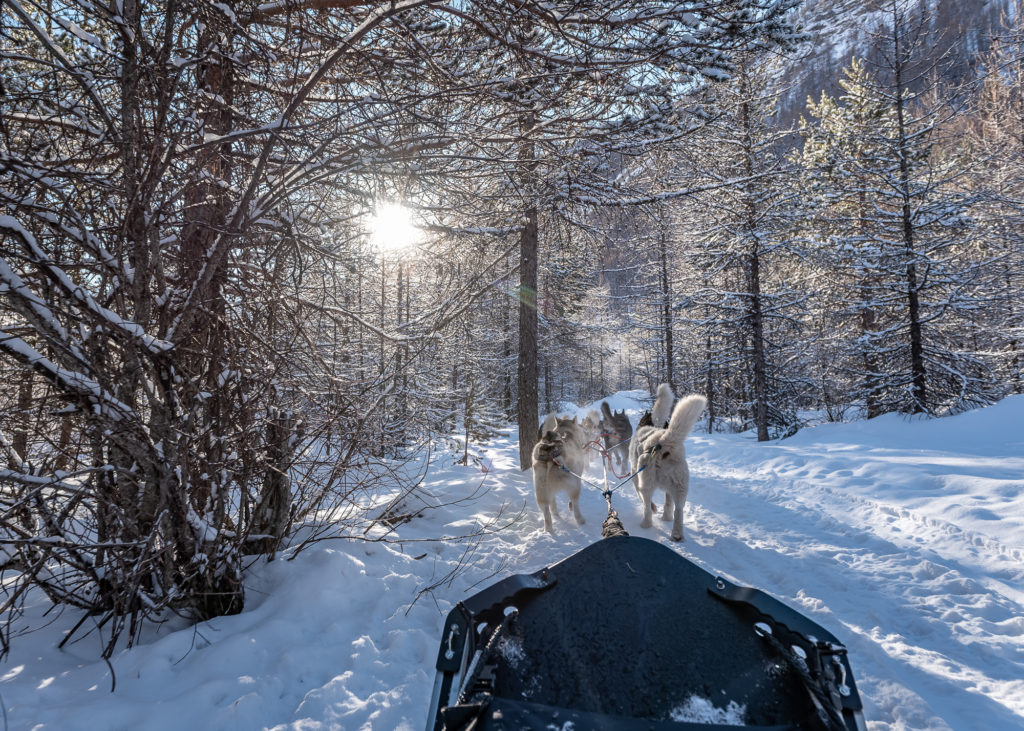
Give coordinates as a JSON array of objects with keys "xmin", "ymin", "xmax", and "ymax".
[
  {"xmin": 593, "ymin": 433, "xmax": 632, "ymax": 479},
  {"xmin": 551, "ymin": 454, "xmax": 644, "ymax": 497},
  {"xmin": 549, "ymin": 434, "xmax": 657, "ymax": 538}
]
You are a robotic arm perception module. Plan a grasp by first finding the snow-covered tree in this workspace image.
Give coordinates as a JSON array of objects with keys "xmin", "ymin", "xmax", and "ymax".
[
  {"xmin": 796, "ymin": 3, "xmax": 995, "ymax": 416},
  {"xmin": 680, "ymin": 58, "xmax": 810, "ymax": 440}
]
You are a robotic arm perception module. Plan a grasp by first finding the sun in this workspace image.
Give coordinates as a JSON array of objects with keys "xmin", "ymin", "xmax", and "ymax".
[{"xmin": 368, "ymin": 202, "xmax": 421, "ymax": 253}]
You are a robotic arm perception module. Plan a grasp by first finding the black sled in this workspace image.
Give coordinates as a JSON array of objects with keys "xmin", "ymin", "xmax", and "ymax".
[{"xmin": 426, "ymin": 535, "xmax": 865, "ymax": 730}]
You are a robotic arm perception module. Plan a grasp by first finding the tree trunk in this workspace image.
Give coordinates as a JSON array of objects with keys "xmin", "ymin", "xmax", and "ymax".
[
  {"xmin": 892, "ymin": 3, "xmax": 928, "ymax": 414},
  {"xmin": 175, "ymin": 3, "xmax": 244, "ymax": 614},
  {"xmin": 857, "ymin": 188, "xmax": 882, "ymax": 418},
  {"xmin": 517, "ymin": 109, "xmax": 540, "ymax": 470},
  {"xmin": 747, "ymin": 248, "xmax": 769, "ymax": 441},
  {"xmin": 249, "ymin": 409, "xmax": 296, "ymax": 557},
  {"xmin": 739, "ymin": 90, "xmax": 769, "ymax": 441},
  {"xmin": 659, "ymin": 223, "xmax": 675, "ymax": 393},
  {"xmin": 518, "ymin": 202, "xmax": 540, "ymax": 469}
]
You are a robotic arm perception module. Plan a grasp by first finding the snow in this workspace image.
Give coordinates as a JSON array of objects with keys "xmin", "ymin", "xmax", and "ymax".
[
  {"xmin": 2, "ymin": 393, "xmax": 1023, "ymax": 730},
  {"xmin": 670, "ymin": 695, "xmax": 747, "ymax": 725}
]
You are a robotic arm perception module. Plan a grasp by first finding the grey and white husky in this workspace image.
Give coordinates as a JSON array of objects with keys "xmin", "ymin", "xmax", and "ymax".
[
  {"xmin": 629, "ymin": 384, "xmax": 706, "ymax": 541},
  {"xmin": 599, "ymin": 402, "xmax": 633, "ymax": 472},
  {"xmin": 532, "ymin": 414, "xmax": 587, "ymax": 533}
]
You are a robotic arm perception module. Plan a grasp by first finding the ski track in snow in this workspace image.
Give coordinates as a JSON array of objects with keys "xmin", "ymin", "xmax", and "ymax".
[{"xmin": 1, "ymin": 394, "xmax": 1022, "ymax": 730}]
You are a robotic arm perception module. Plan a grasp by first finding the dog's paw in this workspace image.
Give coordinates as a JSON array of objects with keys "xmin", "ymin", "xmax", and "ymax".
[
  {"xmin": 640, "ymin": 517, "xmax": 652, "ymax": 529},
  {"xmin": 670, "ymin": 531, "xmax": 684, "ymax": 541},
  {"xmin": 660, "ymin": 512, "xmax": 673, "ymax": 522}
]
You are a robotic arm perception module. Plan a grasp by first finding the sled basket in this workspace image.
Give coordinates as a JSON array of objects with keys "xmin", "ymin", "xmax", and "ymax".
[{"xmin": 426, "ymin": 536, "xmax": 865, "ymax": 731}]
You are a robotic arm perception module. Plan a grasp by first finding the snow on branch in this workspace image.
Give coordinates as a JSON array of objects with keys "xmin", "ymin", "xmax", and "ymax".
[{"xmin": 0, "ymin": 216, "xmax": 172, "ymax": 355}]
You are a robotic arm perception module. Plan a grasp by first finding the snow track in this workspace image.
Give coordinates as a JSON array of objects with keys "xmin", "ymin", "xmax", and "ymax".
[
  {"xmin": 2, "ymin": 394, "xmax": 1022, "ymax": 730},
  {"xmin": 681, "ymin": 434, "xmax": 1024, "ymax": 730}
]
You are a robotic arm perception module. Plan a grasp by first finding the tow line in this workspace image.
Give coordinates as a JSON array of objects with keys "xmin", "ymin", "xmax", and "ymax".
[{"xmin": 552, "ymin": 439, "xmax": 649, "ymax": 539}]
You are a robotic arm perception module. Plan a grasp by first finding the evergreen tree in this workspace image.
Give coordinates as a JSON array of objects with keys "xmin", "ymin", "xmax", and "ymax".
[
  {"xmin": 681, "ymin": 58, "xmax": 809, "ymax": 439},
  {"xmin": 796, "ymin": 16, "xmax": 995, "ymax": 416}
]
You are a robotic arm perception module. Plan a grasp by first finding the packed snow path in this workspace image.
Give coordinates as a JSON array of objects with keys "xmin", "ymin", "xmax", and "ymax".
[{"xmin": 2, "ymin": 394, "xmax": 1022, "ymax": 730}]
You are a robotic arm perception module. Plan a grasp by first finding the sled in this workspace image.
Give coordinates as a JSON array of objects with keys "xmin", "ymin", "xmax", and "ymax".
[{"xmin": 425, "ymin": 535, "xmax": 866, "ymax": 730}]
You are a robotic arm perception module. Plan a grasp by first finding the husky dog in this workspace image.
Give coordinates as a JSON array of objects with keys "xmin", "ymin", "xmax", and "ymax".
[
  {"xmin": 581, "ymin": 410, "xmax": 601, "ymax": 443},
  {"xmin": 581, "ymin": 410, "xmax": 602, "ymax": 463},
  {"xmin": 629, "ymin": 383, "xmax": 675, "ymax": 496},
  {"xmin": 599, "ymin": 402, "xmax": 633, "ymax": 472},
  {"xmin": 532, "ymin": 414, "xmax": 587, "ymax": 533},
  {"xmin": 631, "ymin": 386, "xmax": 706, "ymax": 541}
]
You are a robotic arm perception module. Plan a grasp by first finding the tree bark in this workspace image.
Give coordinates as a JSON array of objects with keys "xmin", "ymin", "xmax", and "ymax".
[
  {"xmin": 892, "ymin": 2, "xmax": 928, "ymax": 414},
  {"xmin": 517, "ymin": 107, "xmax": 540, "ymax": 470},
  {"xmin": 517, "ymin": 202, "xmax": 539, "ymax": 470},
  {"xmin": 739, "ymin": 91, "xmax": 770, "ymax": 442},
  {"xmin": 659, "ymin": 223, "xmax": 675, "ymax": 393}
]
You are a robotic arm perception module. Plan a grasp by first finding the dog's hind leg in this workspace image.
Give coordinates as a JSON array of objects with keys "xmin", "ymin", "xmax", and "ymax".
[
  {"xmin": 670, "ymin": 484, "xmax": 688, "ymax": 541},
  {"xmin": 534, "ymin": 466, "xmax": 555, "ymax": 533},
  {"xmin": 536, "ymin": 495, "xmax": 554, "ymax": 533},
  {"xmin": 569, "ymin": 481, "xmax": 585, "ymax": 526},
  {"xmin": 661, "ymin": 491, "xmax": 675, "ymax": 521},
  {"xmin": 639, "ymin": 483, "xmax": 655, "ymax": 529},
  {"xmin": 670, "ymin": 502, "xmax": 684, "ymax": 541}
]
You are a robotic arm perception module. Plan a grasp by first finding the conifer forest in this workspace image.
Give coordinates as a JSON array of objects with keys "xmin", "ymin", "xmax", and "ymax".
[{"xmin": 1, "ymin": 0, "xmax": 1023, "ymax": 657}]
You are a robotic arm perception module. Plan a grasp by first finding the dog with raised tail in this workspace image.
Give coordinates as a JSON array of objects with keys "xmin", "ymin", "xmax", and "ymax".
[
  {"xmin": 532, "ymin": 414, "xmax": 586, "ymax": 533},
  {"xmin": 629, "ymin": 383, "xmax": 675, "ymax": 494},
  {"xmin": 630, "ymin": 386, "xmax": 706, "ymax": 541}
]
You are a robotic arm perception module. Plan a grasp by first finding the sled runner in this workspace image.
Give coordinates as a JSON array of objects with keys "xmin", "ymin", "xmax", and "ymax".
[{"xmin": 426, "ymin": 536, "xmax": 866, "ymax": 730}]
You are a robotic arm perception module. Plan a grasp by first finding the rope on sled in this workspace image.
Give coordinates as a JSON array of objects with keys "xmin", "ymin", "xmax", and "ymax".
[{"xmin": 600, "ymin": 495, "xmax": 629, "ymax": 539}]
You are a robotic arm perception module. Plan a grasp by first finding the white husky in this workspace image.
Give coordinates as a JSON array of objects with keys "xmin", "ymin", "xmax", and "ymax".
[
  {"xmin": 630, "ymin": 385, "xmax": 706, "ymax": 541},
  {"xmin": 532, "ymin": 414, "xmax": 587, "ymax": 533}
]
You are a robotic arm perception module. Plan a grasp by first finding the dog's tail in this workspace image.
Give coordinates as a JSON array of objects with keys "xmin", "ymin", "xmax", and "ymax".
[
  {"xmin": 539, "ymin": 413, "xmax": 556, "ymax": 438},
  {"xmin": 664, "ymin": 394, "xmax": 707, "ymax": 445},
  {"xmin": 600, "ymin": 401, "xmax": 613, "ymax": 422},
  {"xmin": 651, "ymin": 383, "xmax": 674, "ymax": 428}
]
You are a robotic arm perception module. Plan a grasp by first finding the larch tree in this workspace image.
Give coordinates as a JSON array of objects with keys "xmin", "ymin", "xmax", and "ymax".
[
  {"xmin": 796, "ymin": 1, "xmax": 994, "ymax": 416},
  {"xmin": 681, "ymin": 57, "xmax": 808, "ymax": 440}
]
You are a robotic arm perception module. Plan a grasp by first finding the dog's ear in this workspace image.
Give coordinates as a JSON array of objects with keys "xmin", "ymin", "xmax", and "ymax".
[{"xmin": 638, "ymin": 411, "xmax": 653, "ymax": 428}]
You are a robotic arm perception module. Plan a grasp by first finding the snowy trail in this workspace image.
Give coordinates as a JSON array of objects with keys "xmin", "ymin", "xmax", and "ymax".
[
  {"xmin": 2, "ymin": 394, "xmax": 1022, "ymax": 730},
  {"xmin": 681, "ymin": 437, "xmax": 1024, "ymax": 730}
]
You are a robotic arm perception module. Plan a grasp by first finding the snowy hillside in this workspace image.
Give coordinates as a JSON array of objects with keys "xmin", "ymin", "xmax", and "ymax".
[
  {"xmin": 777, "ymin": 0, "xmax": 1014, "ymax": 123},
  {"xmin": 2, "ymin": 394, "xmax": 1023, "ymax": 730}
]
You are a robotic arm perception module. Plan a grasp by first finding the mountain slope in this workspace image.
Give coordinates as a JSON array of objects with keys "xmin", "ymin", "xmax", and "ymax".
[{"xmin": 778, "ymin": 0, "xmax": 1014, "ymax": 123}]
